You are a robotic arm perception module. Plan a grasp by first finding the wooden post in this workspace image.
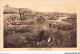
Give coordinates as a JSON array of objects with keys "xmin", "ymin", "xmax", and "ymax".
[{"xmin": 19, "ymin": 9, "xmax": 21, "ymax": 19}]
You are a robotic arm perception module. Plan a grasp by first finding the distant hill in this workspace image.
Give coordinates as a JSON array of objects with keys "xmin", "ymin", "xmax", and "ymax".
[
  {"xmin": 3, "ymin": 6, "xmax": 77, "ymax": 20},
  {"xmin": 3, "ymin": 5, "xmax": 34, "ymax": 14},
  {"xmin": 3, "ymin": 6, "xmax": 19, "ymax": 14}
]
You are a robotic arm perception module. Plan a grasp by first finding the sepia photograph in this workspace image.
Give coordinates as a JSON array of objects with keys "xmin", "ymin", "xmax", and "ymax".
[{"xmin": 1, "ymin": 1, "xmax": 79, "ymax": 50}]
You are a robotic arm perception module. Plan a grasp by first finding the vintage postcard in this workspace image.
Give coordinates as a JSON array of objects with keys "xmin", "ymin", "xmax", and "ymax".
[{"xmin": 0, "ymin": 0, "xmax": 79, "ymax": 51}]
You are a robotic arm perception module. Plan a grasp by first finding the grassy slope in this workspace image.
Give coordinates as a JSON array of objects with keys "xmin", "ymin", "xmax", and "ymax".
[{"xmin": 3, "ymin": 7, "xmax": 77, "ymax": 48}]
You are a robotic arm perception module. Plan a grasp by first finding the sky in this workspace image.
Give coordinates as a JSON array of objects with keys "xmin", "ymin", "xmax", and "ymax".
[{"xmin": 2, "ymin": 1, "xmax": 78, "ymax": 13}]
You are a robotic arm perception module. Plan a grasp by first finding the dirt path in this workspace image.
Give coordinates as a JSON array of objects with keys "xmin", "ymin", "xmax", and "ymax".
[
  {"xmin": 46, "ymin": 17, "xmax": 69, "ymax": 24},
  {"xmin": 55, "ymin": 17, "xmax": 68, "ymax": 23}
]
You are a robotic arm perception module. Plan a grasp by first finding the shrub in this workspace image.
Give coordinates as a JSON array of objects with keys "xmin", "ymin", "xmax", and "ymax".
[
  {"xmin": 4, "ymin": 33, "xmax": 27, "ymax": 48},
  {"xmin": 4, "ymin": 27, "xmax": 17, "ymax": 36},
  {"xmin": 50, "ymin": 22, "xmax": 75, "ymax": 30},
  {"xmin": 15, "ymin": 26, "xmax": 33, "ymax": 33}
]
